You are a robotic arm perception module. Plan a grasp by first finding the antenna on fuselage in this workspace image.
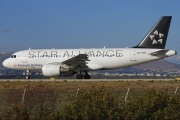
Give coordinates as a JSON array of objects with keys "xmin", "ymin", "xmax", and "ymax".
[
  {"xmin": 103, "ymin": 46, "xmax": 106, "ymax": 49},
  {"xmin": 29, "ymin": 47, "xmax": 31, "ymax": 50}
]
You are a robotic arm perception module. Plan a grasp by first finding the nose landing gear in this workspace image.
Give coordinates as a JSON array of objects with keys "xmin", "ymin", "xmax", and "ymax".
[{"xmin": 25, "ymin": 70, "xmax": 31, "ymax": 79}]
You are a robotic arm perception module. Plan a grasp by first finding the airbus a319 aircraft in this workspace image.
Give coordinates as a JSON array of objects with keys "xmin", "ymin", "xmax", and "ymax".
[{"xmin": 2, "ymin": 16, "xmax": 176, "ymax": 79}]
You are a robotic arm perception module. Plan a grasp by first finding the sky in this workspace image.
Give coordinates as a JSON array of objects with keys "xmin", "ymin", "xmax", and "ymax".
[{"xmin": 0, "ymin": 0, "xmax": 180, "ymax": 64}]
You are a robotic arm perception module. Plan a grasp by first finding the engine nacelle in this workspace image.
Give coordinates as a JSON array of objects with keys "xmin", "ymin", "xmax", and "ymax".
[{"xmin": 42, "ymin": 64, "xmax": 72, "ymax": 76}]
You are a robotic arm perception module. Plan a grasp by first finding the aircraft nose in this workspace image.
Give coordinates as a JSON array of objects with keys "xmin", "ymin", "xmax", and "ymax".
[{"xmin": 2, "ymin": 59, "xmax": 10, "ymax": 68}]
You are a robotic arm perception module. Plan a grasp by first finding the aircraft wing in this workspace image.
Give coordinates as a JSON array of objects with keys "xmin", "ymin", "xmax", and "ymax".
[
  {"xmin": 47, "ymin": 54, "xmax": 89, "ymax": 67},
  {"xmin": 62, "ymin": 54, "xmax": 89, "ymax": 66},
  {"xmin": 149, "ymin": 50, "xmax": 169, "ymax": 56}
]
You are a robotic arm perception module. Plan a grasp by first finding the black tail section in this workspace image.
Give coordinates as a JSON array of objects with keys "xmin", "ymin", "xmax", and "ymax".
[{"xmin": 134, "ymin": 16, "xmax": 172, "ymax": 49}]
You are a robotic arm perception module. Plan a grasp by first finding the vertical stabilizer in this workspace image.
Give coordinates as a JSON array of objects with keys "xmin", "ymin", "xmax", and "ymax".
[{"xmin": 134, "ymin": 16, "xmax": 172, "ymax": 49}]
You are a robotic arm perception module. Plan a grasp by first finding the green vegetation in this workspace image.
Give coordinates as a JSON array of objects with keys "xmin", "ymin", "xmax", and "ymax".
[
  {"xmin": 0, "ymin": 80, "xmax": 180, "ymax": 119},
  {"xmin": 62, "ymin": 89, "xmax": 180, "ymax": 120}
]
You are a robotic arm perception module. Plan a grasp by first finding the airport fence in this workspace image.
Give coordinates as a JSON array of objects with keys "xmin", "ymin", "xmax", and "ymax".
[{"xmin": 0, "ymin": 80, "xmax": 179, "ymax": 119}]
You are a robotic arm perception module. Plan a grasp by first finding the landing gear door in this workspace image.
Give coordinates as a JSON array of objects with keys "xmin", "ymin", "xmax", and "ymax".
[
  {"xmin": 130, "ymin": 51, "xmax": 137, "ymax": 61},
  {"xmin": 22, "ymin": 52, "xmax": 28, "ymax": 63}
]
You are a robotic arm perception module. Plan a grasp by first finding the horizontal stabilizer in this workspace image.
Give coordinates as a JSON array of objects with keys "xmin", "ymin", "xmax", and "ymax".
[{"xmin": 149, "ymin": 50, "xmax": 169, "ymax": 56}]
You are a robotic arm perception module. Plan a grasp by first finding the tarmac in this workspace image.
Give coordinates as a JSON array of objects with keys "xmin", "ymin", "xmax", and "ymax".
[{"xmin": 0, "ymin": 79, "xmax": 175, "ymax": 82}]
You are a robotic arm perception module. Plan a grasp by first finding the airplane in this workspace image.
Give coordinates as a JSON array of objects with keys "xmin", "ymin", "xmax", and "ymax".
[{"xmin": 2, "ymin": 16, "xmax": 176, "ymax": 79}]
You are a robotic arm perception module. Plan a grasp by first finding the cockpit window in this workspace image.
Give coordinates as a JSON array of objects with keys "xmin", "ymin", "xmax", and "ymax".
[{"xmin": 11, "ymin": 55, "xmax": 16, "ymax": 58}]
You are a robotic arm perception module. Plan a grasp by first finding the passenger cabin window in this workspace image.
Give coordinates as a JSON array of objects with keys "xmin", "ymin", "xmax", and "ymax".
[{"xmin": 11, "ymin": 55, "xmax": 16, "ymax": 58}]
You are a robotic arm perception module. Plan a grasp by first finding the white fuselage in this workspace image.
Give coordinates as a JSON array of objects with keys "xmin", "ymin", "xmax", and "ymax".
[{"xmin": 2, "ymin": 48, "xmax": 176, "ymax": 71}]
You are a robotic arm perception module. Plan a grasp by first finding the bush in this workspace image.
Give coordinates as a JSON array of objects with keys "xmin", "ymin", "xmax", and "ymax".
[
  {"xmin": 61, "ymin": 88, "xmax": 122, "ymax": 120},
  {"xmin": 3, "ymin": 103, "xmax": 29, "ymax": 120},
  {"xmin": 61, "ymin": 89, "xmax": 180, "ymax": 120},
  {"xmin": 1, "ymin": 88, "xmax": 180, "ymax": 119}
]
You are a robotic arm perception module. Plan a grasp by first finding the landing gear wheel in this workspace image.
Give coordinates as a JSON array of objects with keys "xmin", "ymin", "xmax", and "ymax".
[
  {"xmin": 25, "ymin": 70, "xmax": 31, "ymax": 79},
  {"xmin": 84, "ymin": 74, "xmax": 91, "ymax": 79},
  {"xmin": 25, "ymin": 76, "xmax": 30, "ymax": 79},
  {"xmin": 76, "ymin": 74, "xmax": 83, "ymax": 79}
]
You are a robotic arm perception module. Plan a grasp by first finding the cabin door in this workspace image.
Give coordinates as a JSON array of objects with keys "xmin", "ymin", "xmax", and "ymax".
[{"xmin": 22, "ymin": 52, "xmax": 28, "ymax": 63}]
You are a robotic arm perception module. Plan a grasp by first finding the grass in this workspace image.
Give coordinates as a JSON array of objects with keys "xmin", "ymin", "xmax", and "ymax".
[
  {"xmin": 0, "ymin": 79, "xmax": 180, "ymax": 119},
  {"xmin": 0, "ymin": 80, "xmax": 179, "ymax": 104}
]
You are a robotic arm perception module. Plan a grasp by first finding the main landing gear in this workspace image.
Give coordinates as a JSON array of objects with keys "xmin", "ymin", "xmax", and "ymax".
[
  {"xmin": 25, "ymin": 70, "xmax": 31, "ymax": 79},
  {"xmin": 76, "ymin": 73, "xmax": 91, "ymax": 79}
]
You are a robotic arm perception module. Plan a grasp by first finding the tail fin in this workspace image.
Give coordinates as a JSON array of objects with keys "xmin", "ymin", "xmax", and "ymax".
[{"xmin": 134, "ymin": 16, "xmax": 172, "ymax": 49}]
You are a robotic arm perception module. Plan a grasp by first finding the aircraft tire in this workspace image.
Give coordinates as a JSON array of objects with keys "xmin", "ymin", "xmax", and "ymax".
[
  {"xmin": 25, "ymin": 76, "xmax": 30, "ymax": 79},
  {"xmin": 76, "ymin": 74, "xmax": 83, "ymax": 79},
  {"xmin": 84, "ymin": 74, "xmax": 91, "ymax": 79}
]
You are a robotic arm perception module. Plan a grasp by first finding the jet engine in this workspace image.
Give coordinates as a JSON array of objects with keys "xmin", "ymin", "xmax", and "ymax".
[{"xmin": 42, "ymin": 64, "xmax": 73, "ymax": 76}]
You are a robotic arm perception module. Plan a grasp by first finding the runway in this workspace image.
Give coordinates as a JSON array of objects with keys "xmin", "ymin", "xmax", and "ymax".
[{"xmin": 0, "ymin": 78, "xmax": 174, "ymax": 82}]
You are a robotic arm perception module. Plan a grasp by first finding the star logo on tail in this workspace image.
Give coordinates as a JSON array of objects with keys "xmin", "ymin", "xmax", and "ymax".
[{"xmin": 149, "ymin": 30, "xmax": 164, "ymax": 44}]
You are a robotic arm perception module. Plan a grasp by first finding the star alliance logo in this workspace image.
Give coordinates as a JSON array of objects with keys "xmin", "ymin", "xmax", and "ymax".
[{"xmin": 149, "ymin": 30, "xmax": 164, "ymax": 44}]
